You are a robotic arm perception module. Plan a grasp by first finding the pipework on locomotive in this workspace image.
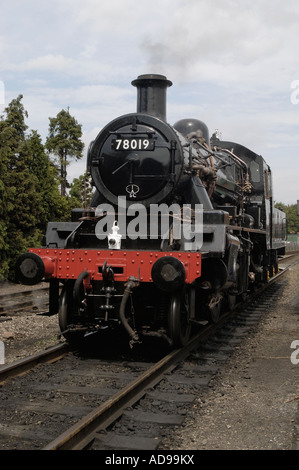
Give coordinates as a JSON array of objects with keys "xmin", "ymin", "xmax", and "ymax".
[{"xmin": 15, "ymin": 74, "xmax": 286, "ymax": 348}]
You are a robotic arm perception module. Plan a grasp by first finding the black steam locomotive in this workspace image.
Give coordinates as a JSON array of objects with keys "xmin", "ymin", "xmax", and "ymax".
[{"xmin": 16, "ymin": 74, "xmax": 286, "ymax": 347}]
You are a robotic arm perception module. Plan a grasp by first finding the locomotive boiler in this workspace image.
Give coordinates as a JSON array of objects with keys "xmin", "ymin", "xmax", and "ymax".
[{"xmin": 15, "ymin": 74, "xmax": 286, "ymax": 347}]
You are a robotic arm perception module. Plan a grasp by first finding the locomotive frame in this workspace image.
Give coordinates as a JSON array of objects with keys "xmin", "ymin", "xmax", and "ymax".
[{"xmin": 15, "ymin": 74, "xmax": 286, "ymax": 348}]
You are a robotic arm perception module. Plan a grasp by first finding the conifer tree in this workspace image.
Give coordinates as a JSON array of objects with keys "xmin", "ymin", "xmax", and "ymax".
[
  {"xmin": 27, "ymin": 130, "xmax": 69, "ymax": 226},
  {"xmin": 0, "ymin": 96, "xmax": 42, "ymax": 278},
  {"xmin": 69, "ymin": 172, "xmax": 94, "ymax": 209},
  {"xmin": 45, "ymin": 109, "xmax": 84, "ymax": 197},
  {"xmin": 0, "ymin": 112, "xmax": 10, "ymax": 278}
]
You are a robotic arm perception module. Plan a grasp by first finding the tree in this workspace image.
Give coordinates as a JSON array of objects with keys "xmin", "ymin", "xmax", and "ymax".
[
  {"xmin": 0, "ymin": 96, "xmax": 86, "ymax": 280},
  {"xmin": 0, "ymin": 113, "xmax": 10, "ymax": 278},
  {"xmin": 27, "ymin": 130, "xmax": 68, "ymax": 226},
  {"xmin": 45, "ymin": 109, "xmax": 84, "ymax": 197},
  {"xmin": 275, "ymin": 202, "xmax": 299, "ymax": 233},
  {"xmin": 0, "ymin": 95, "xmax": 42, "ymax": 279},
  {"xmin": 69, "ymin": 172, "xmax": 94, "ymax": 209}
]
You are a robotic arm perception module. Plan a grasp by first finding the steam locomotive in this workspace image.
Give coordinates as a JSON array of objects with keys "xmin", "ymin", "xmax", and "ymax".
[{"xmin": 15, "ymin": 74, "xmax": 286, "ymax": 347}]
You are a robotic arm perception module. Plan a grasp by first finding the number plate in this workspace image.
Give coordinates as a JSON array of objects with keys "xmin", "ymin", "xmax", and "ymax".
[{"xmin": 112, "ymin": 138, "xmax": 155, "ymax": 151}]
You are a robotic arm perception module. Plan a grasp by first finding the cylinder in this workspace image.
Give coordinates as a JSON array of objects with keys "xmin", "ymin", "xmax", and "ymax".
[{"xmin": 131, "ymin": 74, "xmax": 172, "ymax": 121}]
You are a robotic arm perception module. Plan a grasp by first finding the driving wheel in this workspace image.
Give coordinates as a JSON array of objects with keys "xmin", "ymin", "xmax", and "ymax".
[{"xmin": 168, "ymin": 290, "xmax": 191, "ymax": 347}]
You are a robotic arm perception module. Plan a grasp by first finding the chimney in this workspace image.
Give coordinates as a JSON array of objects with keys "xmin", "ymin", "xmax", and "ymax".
[{"xmin": 131, "ymin": 74, "xmax": 172, "ymax": 121}]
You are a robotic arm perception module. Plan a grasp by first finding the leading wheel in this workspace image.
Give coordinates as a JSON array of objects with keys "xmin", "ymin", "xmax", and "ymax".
[{"xmin": 168, "ymin": 290, "xmax": 191, "ymax": 347}]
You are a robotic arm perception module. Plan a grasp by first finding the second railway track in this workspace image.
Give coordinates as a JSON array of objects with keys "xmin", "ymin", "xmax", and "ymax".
[
  {"xmin": 0, "ymin": 285, "xmax": 50, "ymax": 317},
  {"xmin": 0, "ymin": 260, "xmax": 292, "ymax": 451}
]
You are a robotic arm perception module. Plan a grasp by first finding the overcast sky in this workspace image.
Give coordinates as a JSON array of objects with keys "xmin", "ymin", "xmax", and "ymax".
[{"xmin": 1, "ymin": 0, "xmax": 299, "ymax": 204}]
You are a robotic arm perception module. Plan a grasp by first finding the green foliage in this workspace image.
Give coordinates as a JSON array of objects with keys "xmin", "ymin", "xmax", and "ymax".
[
  {"xmin": 45, "ymin": 109, "xmax": 84, "ymax": 197},
  {"xmin": 27, "ymin": 130, "xmax": 67, "ymax": 226},
  {"xmin": 69, "ymin": 172, "xmax": 94, "ymax": 208},
  {"xmin": 0, "ymin": 96, "xmax": 40, "ymax": 279},
  {"xmin": 275, "ymin": 202, "xmax": 299, "ymax": 234},
  {"xmin": 0, "ymin": 96, "xmax": 80, "ymax": 280}
]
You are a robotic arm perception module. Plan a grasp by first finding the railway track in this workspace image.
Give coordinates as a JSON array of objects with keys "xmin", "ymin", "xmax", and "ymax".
[
  {"xmin": 0, "ymin": 285, "xmax": 49, "ymax": 317},
  {"xmin": 0, "ymin": 260, "xmax": 292, "ymax": 451}
]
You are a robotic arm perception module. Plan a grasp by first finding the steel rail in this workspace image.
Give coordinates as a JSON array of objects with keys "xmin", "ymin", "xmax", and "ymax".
[
  {"xmin": 43, "ymin": 264, "xmax": 293, "ymax": 451},
  {"xmin": 0, "ymin": 258, "xmax": 294, "ymax": 450},
  {"xmin": 0, "ymin": 343, "xmax": 69, "ymax": 384},
  {"xmin": 43, "ymin": 325, "xmax": 218, "ymax": 451}
]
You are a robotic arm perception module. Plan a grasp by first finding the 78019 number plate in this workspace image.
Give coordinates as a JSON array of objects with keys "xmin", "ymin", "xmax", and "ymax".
[{"xmin": 112, "ymin": 138, "xmax": 155, "ymax": 151}]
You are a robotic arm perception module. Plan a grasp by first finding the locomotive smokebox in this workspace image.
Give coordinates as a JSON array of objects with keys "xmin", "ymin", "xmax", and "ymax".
[{"xmin": 132, "ymin": 74, "xmax": 172, "ymax": 121}]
